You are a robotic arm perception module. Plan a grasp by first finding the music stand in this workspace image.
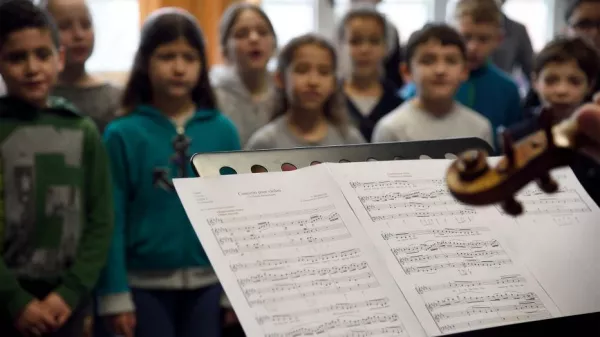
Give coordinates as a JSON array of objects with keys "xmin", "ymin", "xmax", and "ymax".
[
  {"xmin": 189, "ymin": 138, "xmax": 599, "ymax": 337},
  {"xmin": 191, "ymin": 138, "xmax": 492, "ymax": 177}
]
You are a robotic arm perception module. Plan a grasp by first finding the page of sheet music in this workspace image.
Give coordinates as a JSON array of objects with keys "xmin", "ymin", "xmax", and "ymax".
[
  {"xmin": 173, "ymin": 165, "xmax": 426, "ymax": 337},
  {"xmin": 326, "ymin": 160, "xmax": 562, "ymax": 336},
  {"xmin": 494, "ymin": 167, "xmax": 600, "ymax": 316}
]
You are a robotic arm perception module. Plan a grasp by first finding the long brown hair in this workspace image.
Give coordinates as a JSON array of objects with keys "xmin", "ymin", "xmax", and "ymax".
[
  {"xmin": 218, "ymin": 3, "xmax": 277, "ymax": 60},
  {"xmin": 271, "ymin": 33, "xmax": 349, "ymax": 135},
  {"xmin": 120, "ymin": 8, "xmax": 216, "ymax": 114}
]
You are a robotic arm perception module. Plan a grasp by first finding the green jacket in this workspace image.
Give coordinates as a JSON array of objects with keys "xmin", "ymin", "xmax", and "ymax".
[{"xmin": 0, "ymin": 96, "xmax": 113, "ymax": 319}]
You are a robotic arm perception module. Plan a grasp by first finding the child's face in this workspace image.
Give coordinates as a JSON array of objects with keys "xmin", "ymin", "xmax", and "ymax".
[
  {"xmin": 534, "ymin": 60, "xmax": 591, "ymax": 116},
  {"xmin": 406, "ymin": 39, "xmax": 467, "ymax": 102},
  {"xmin": 148, "ymin": 37, "xmax": 202, "ymax": 101},
  {"xmin": 455, "ymin": 17, "xmax": 502, "ymax": 71},
  {"xmin": 344, "ymin": 16, "xmax": 387, "ymax": 80},
  {"xmin": 48, "ymin": 0, "xmax": 95, "ymax": 67},
  {"xmin": 282, "ymin": 44, "xmax": 335, "ymax": 113},
  {"xmin": 567, "ymin": 2, "xmax": 600, "ymax": 51},
  {"xmin": 226, "ymin": 9, "xmax": 275, "ymax": 72},
  {"xmin": 0, "ymin": 28, "xmax": 63, "ymax": 107}
]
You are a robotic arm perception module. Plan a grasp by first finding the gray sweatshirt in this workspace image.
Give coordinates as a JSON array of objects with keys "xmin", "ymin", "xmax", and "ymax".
[
  {"xmin": 246, "ymin": 116, "xmax": 366, "ymax": 150},
  {"xmin": 52, "ymin": 82, "xmax": 122, "ymax": 133},
  {"xmin": 210, "ymin": 65, "xmax": 275, "ymax": 146}
]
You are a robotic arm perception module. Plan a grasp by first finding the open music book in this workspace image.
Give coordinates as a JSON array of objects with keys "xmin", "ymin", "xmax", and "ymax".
[{"xmin": 173, "ymin": 159, "xmax": 600, "ymax": 337}]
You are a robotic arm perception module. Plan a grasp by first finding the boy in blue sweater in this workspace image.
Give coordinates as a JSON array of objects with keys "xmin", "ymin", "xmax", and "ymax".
[
  {"xmin": 509, "ymin": 36, "xmax": 600, "ymax": 205},
  {"xmin": 403, "ymin": 0, "xmax": 523, "ymax": 151}
]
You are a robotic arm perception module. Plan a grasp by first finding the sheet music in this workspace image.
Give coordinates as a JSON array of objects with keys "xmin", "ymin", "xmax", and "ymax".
[
  {"xmin": 326, "ymin": 160, "xmax": 562, "ymax": 336},
  {"xmin": 174, "ymin": 165, "xmax": 426, "ymax": 337},
  {"xmin": 499, "ymin": 167, "xmax": 600, "ymax": 315}
]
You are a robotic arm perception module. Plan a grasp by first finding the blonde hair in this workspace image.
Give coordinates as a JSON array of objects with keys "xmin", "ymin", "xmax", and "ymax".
[{"xmin": 454, "ymin": 0, "xmax": 502, "ymax": 26}]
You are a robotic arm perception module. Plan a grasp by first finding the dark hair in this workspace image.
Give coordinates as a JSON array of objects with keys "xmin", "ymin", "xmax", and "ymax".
[
  {"xmin": 272, "ymin": 33, "xmax": 349, "ymax": 135},
  {"xmin": 534, "ymin": 36, "xmax": 599, "ymax": 85},
  {"xmin": 565, "ymin": 0, "xmax": 600, "ymax": 21},
  {"xmin": 121, "ymin": 8, "xmax": 216, "ymax": 113},
  {"xmin": 405, "ymin": 23, "xmax": 466, "ymax": 67},
  {"xmin": 337, "ymin": 5, "xmax": 388, "ymax": 42},
  {"xmin": 218, "ymin": 3, "xmax": 276, "ymax": 59},
  {"xmin": 0, "ymin": 0, "xmax": 60, "ymax": 50}
]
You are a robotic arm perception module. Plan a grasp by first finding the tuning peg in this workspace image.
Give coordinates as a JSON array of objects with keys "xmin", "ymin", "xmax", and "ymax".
[
  {"xmin": 497, "ymin": 127, "xmax": 515, "ymax": 172},
  {"xmin": 539, "ymin": 107, "xmax": 555, "ymax": 147},
  {"xmin": 502, "ymin": 197, "xmax": 523, "ymax": 216},
  {"xmin": 457, "ymin": 150, "xmax": 489, "ymax": 181},
  {"xmin": 537, "ymin": 172, "xmax": 558, "ymax": 193}
]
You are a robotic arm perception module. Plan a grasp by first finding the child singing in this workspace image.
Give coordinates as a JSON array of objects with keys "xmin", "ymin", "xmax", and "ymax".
[
  {"xmin": 246, "ymin": 33, "xmax": 365, "ymax": 150},
  {"xmin": 96, "ymin": 8, "xmax": 240, "ymax": 337}
]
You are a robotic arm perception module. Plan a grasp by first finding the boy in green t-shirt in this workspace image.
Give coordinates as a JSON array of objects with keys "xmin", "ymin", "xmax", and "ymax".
[{"xmin": 0, "ymin": 1, "xmax": 113, "ymax": 336}]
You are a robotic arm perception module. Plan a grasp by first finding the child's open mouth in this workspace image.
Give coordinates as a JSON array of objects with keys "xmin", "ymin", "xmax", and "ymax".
[{"xmin": 249, "ymin": 50, "xmax": 263, "ymax": 60}]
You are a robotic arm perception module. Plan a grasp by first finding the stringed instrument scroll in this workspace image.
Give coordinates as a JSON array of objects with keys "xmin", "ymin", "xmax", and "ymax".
[{"xmin": 446, "ymin": 108, "xmax": 592, "ymax": 216}]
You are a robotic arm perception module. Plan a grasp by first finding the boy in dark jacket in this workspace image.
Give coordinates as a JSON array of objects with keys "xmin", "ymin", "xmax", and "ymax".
[
  {"xmin": 523, "ymin": 0, "xmax": 600, "ymax": 112},
  {"xmin": 509, "ymin": 36, "xmax": 600, "ymax": 205},
  {"xmin": 0, "ymin": 1, "xmax": 113, "ymax": 336}
]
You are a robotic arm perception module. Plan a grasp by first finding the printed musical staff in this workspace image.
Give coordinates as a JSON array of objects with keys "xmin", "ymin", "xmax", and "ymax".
[
  {"xmin": 366, "ymin": 200, "xmax": 462, "ymax": 211},
  {"xmin": 391, "ymin": 239, "xmax": 501, "ymax": 255},
  {"xmin": 425, "ymin": 292, "xmax": 540, "ymax": 311},
  {"xmin": 502, "ymin": 185, "xmax": 592, "ymax": 215},
  {"xmin": 358, "ymin": 189, "xmax": 448, "ymax": 203},
  {"xmin": 415, "ymin": 275, "xmax": 527, "ymax": 294},
  {"xmin": 438, "ymin": 312, "xmax": 552, "ymax": 333},
  {"xmin": 381, "ymin": 227, "xmax": 488, "ymax": 241},
  {"xmin": 350, "ymin": 179, "xmax": 446, "ymax": 189},
  {"xmin": 207, "ymin": 205, "xmax": 336, "ymax": 226},
  {"xmin": 265, "ymin": 319, "xmax": 404, "ymax": 337},
  {"xmin": 230, "ymin": 249, "xmax": 361, "ymax": 272},
  {"xmin": 211, "ymin": 207, "xmax": 351, "ymax": 256},
  {"xmin": 394, "ymin": 244, "xmax": 512, "ymax": 275},
  {"xmin": 372, "ymin": 210, "xmax": 477, "ymax": 222},
  {"xmin": 416, "ymin": 275, "xmax": 553, "ymax": 334},
  {"xmin": 255, "ymin": 298, "xmax": 391, "ymax": 325},
  {"xmin": 237, "ymin": 262, "xmax": 369, "ymax": 286},
  {"xmin": 221, "ymin": 232, "xmax": 352, "ymax": 255},
  {"xmin": 245, "ymin": 273, "xmax": 380, "ymax": 306},
  {"xmin": 352, "ymin": 183, "xmax": 480, "ymax": 223},
  {"xmin": 432, "ymin": 302, "xmax": 547, "ymax": 322}
]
